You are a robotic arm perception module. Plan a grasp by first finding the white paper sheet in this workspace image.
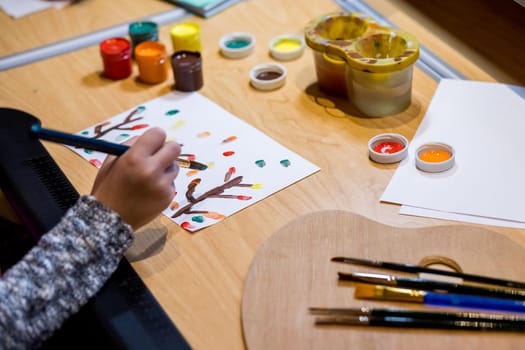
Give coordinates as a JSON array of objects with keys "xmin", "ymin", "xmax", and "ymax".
[{"xmin": 381, "ymin": 79, "xmax": 525, "ymax": 226}]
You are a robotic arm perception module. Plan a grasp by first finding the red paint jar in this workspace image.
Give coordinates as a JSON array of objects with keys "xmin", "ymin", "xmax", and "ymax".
[{"xmin": 99, "ymin": 37, "xmax": 132, "ymax": 80}]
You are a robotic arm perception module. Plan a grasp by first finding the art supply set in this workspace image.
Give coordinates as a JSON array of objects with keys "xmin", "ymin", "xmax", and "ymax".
[
  {"xmin": 301, "ymin": 11, "xmax": 457, "ymax": 173},
  {"xmin": 218, "ymin": 30, "xmax": 306, "ymax": 91},
  {"xmin": 99, "ymin": 20, "xmax": 204, "ymax": 91},
  {"xmin": 309, "ymin": 256, "xmax": 525, "ymax": 332}
]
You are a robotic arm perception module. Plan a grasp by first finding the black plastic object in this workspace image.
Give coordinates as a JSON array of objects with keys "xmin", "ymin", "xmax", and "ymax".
[{"xmin": 0, "ymin": 108, "xmax": 191, "ymax": 349}]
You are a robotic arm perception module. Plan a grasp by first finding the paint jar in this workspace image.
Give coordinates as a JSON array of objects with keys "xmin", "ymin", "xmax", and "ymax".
[
  {"xmin": 128, "ymin": 21, "xmax": 158, "ymax": 57},
  {"xmin": 269, "ymin": 34, "xmax": 305, "ymax": 61},
  {"xmin": 219, "ymin": 32, "xmax": 256, "ymax": 59},
  {"xmin": 99, "ymin": 37, "xmax": 132, "ymax": 80},
  {"xmin": 368, "ymin": 133, "xmax": 408, "ymax": 164},
  {"xmin": 304, "ymin": 12, "xmax": 419, "ymax": 117},
  {"xmin": 170, "ymin": 22, "xmax": 201, "ymax": 53},
  {"xmin": 249, "ymin": 63, "xmax": 287, "ymax": 91},
  {"xmin": 135, "ymin": 41, "xmax": 169, "ymax": 84},
  {"xmin": 416, "ymin": 142, "xmax": 455, "ymax": 173},
  {"xmin": 171, "ymin": 51, "xmax": 203, "ymax": 92}
]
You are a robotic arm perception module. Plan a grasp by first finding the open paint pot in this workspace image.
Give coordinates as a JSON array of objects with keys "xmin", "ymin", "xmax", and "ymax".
[
  {"xmin": 416, "ymin": 142, "xmax": 455, "ymax": 173},
  {"xmin": 304, "ymin": 12, "xmax": 420, "ymax": 117},
  {"xmin": 368, "ymin": 133, "xmax": 408, "ymax": 164},
  {"xmin": 269, "ymin": 34, "xmax": 305, "ymax": 61},
  {"xmin": 249, "ymin": 63, "xmax": 287, "ymax": 91},
  {"xmin": 219, "ymin": 32, "xmax": 256, "ymax": 58}
]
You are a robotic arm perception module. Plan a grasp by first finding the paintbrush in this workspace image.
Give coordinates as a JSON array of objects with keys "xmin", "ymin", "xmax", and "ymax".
[
  {"xmin": 30, "ymin": 124, "xmax": 207, "ymax": 171},
  {"xmin": 310, "ymin": 306, "xmax": 525, "ymax": 331},
  {"xmin": 353, "ymin": 284, "xmax": 525, "ymax": 314},
  {"xmin": 338, "ymin": 271, "xmax": 525, "ymax": 300},
  {"xmin": 314, "ymin": 315, "xmax": 525, "ymax": 331},
  {"xmin": 331, "ymin": 256, "xmax": 525, "ymax": 289},
  {"xmin": 309, "ymin": 306, "xmax": 525, "ymax": 323}
]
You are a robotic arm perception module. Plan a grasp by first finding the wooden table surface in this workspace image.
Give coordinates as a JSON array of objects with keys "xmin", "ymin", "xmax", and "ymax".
[{"xmin": 1, "ymin": 0, "xmax": 524, "ymax": 349}]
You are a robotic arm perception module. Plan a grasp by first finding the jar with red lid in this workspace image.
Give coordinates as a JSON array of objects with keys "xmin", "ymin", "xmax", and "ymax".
[{"xmin": 99, "ymin": 37, "xmax": 132, "ymax": 80}]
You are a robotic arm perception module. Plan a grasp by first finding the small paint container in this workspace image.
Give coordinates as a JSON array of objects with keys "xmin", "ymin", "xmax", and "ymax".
[
  {"xmin": 171, "ymin": 51, "xmax": 203, "ymax": 92},
  {"xmin": 135, "ymin": 41, "xmax": 169, "ymax": 84},
  {"xmin": 269, "ymin": 34, "xmax": 305, "ymax": 61},
  {"xmin": 170, "ymin": 22, "xmax": 201, "ymax": 53},
  {"xmin": 416, "ymin": 142, "xmax": 455, "ymax": 173},
  {"xmin": 99, "ymin": 37, "xmax": 132, "ymax": 80},
  {"xmin": 368, "ymin": 133, "xmax": 408, "ymax": 164},
  {"xmin": 219, "ymin": 32, "xmax": 256, "ymax": 59},
  {"xmin": 249, "ymin": 63, "xmax": 287, "ymax": 91},
  {"xmin": 128, "ymin": 21, "xmax": 158, "ymax": 57}
]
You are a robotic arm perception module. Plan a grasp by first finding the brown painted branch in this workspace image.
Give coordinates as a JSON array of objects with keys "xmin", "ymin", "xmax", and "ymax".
[
  {"xmin": 92, "ymin": 108, "xmax": 143, "ymax": 139},
  {"xmin": 171, "ymin": 175, "xmax": 244, "ymax": 218}
]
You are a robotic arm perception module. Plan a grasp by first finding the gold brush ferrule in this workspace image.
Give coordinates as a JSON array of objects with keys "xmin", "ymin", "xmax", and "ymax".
[
  {"xmin": 378, "ymin": 285, "xmax": 426, "ymax": 302},
  {"xmin": 354, "ymin": 283, "xmax": 425, "ymax": 303}
]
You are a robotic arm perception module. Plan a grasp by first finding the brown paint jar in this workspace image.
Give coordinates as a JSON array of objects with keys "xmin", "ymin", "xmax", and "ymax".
[{"xmin": 171, "ymin": 51, "xmax": 203, "ymax": 92}]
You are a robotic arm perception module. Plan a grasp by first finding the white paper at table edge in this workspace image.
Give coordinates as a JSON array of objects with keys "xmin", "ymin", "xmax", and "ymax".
[{"xmin": 399, "ymin": 205, "xmax": 525, "ymax": 229}]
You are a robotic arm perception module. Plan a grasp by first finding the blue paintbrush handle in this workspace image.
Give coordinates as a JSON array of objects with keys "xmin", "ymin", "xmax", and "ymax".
[
  {"xmin": 31, "ymin": 124, "xmax": 129, "ymax": 155},
  {"xmin": 425, "ymin": 292, "xmax": 525, "ymax": 314},
  {"xmin": 30, "ymin": 124, "xmax": 207, "ymax": 170}
]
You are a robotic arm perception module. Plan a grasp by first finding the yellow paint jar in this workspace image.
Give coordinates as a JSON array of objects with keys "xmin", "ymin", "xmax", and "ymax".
[
  {"xmin": 170, "ymin": 22, "xmax": 201, "ymax": 53},
  {"xmin": 135, "ymin": 41, "xmax": 169, "ymax": 84}
]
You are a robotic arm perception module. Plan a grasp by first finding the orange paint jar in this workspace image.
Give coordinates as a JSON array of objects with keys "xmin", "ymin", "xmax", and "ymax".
[{"xmin": 135, "ymin": 41, "xmax": 169, "ymax": 84}]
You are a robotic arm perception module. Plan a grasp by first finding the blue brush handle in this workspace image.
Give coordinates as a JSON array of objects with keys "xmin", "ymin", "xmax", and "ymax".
[
  {"xmin": 425, "ymin": 292, "xmax": 525, "ymax": 314},
  {"xmin": 31, "ymin": 124, "xmax": 129, "ymax": 155}
]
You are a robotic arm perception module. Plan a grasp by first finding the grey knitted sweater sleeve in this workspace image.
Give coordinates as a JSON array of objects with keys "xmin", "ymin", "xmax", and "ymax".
[{"xmin": 0, "ymin": 195, "xmax": 134, "ymax": 349}]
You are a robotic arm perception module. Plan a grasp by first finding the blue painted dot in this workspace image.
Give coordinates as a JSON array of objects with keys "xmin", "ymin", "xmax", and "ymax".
[
  {"xmin": 280, "ymin": 159, "xmax": 291, "ymax": 167},
  {"xmin": 165, "ymin": 109, "xmax": 180, "ymax": 116},
  {"xmin": 192, "ymin": 215, "xmax": 204, "ymax": 223}
]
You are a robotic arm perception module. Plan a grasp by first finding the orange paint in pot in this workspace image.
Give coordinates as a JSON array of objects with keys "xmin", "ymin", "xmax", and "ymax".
[
  {"xmin": 418, "ymin": 149, "xmax": 452, "ymax": 162},
  {"xmin": 135, "ymin": 41, "xmax": 169, "ymax": 84}
]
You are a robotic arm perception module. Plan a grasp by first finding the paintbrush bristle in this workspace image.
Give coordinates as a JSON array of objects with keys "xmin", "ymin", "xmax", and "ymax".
[
  {"xmin": 354, "ymin": 283, "xmax": 382, "ymax": 299},
  {"xmin": 355, "ymin": 284, "xmax": 426, "ymax": 303}
]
